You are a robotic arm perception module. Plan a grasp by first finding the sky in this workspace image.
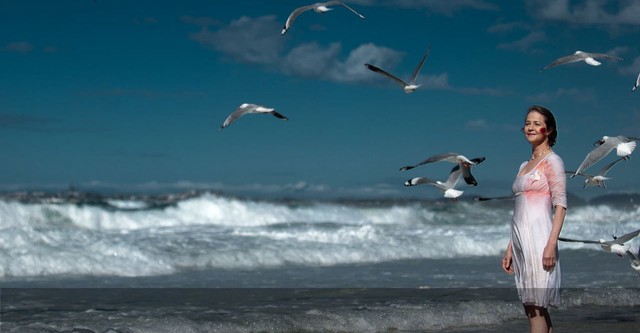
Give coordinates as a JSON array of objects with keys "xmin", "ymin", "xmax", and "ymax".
[{"xmin": 1, "ymin": 0, "xmax": 640, "ymax": 200}]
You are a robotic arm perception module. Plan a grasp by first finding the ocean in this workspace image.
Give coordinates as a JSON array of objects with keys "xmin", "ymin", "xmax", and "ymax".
[{"xmin": 0, "ymin": 190, "xmax": 639, "ymax": 332}]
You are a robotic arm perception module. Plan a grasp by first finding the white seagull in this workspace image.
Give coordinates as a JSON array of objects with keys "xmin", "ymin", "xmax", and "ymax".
[
  {"xmin": 365, "ymin": 45, "xmax": 431, "ymax": 94},
  {"xmin": 571, "ymin": 136, "xmax": 640, "ymax": 177},
  {"xmin": 633, "ymin": 72, "xmax": 640, "ymax": 92},
  {"xmin": 281, "ymin": 1, "xmax": 365, "ymax": 35},
  {"xmin": 400, "ymin": 153, "xmax": 485, "ymax": 186},
  {"xmin": 625, "ymin": 246, "xmax": 640, "ymax": 276},
  {"xmin": 559, "ymin": 228, "xmax": 640, "ymax": 257},
  {"xmin": 541, "ymin": 50, "xmax": 623, "ymax": 71},
  {"xmin": 220, "ymin": 103, "xmax": 288, "ymax": 130},
  {"xmin": 404, "ymin": 168, "xmax": 464, "ymax": 200},
  {"xmin": 566, "ymin": 157, "xmax": 626, "ymax": 188}
]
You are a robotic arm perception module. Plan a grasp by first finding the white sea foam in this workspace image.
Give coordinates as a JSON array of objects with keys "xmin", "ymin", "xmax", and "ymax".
[{"xmin": 0, "ymin": 194, "xmax": 638, "ymax": 278}]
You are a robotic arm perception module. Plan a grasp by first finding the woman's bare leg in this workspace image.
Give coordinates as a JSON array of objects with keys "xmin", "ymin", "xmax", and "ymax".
[{"xmin": 524, "ymin": 305, "xmax": 553, "ymax": 333}]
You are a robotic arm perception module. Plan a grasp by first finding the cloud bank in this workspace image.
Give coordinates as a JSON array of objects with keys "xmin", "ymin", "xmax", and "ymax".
[
  {"xmin": 184, "ymin": 15, "xmax": 506, "ymax": 95},
  {"xmin": 526, "ymin": 0, "xmax": 640, "ymax": 26}
]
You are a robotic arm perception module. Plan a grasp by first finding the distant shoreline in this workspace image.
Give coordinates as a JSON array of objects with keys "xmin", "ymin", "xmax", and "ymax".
[{"xmin": 1, "ymin": 187, "xmax": 639, "ymax": 209}]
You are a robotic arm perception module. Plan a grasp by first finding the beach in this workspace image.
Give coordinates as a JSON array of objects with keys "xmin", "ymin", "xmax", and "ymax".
[{"xmin": 0, "ymin": 191, "xmax": 639, "ymax": 332}]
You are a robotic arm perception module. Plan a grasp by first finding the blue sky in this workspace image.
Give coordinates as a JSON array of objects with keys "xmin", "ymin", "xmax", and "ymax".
[{"xmin": 1, "ymin": 0, "xmax": 640, "ymax": 199}]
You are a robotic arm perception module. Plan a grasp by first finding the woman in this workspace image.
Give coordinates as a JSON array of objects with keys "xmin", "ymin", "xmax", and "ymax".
[{"xmin": 502, "ymin": 105, "xmax": 567, "ymax": 333}]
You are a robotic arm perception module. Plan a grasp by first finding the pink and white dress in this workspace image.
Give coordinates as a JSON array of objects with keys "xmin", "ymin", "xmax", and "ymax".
[{"xmin": 511, "ymin": 152, "xmax": 567, "ymax": 308}]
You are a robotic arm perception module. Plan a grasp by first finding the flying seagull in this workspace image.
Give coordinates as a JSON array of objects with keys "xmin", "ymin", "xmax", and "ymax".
[
  {"xmin": 404, "ymin": 168, "xmax": 464, "ymax": 200},
  {"xmin": 566, "ymin": 157, "xmax": 626, "ymax": 188},
  {"xmin": 365, "ymin": 45, "xmax": 431, "ymax": 94},
  {"xmin": 571, "ymin": 136, "xmax": 640, "ymax": 177},
  {"xmin": 559, "ymin": 228, "xmax": 640, "ymax": 257},
  {"xmin": 541, "ymin": 50, "xmax": 623, "ymax": 71},
  {"xmin": 281, "ymin": 1, "xmax": 365, "ymax": 35},
  {"xmin": 400, "ymin": 153, "xmax": 485, "ymax": 186},
  {"xmin": 220, "ymin": 103, "xmax": 288, "ymax": 130},
  {"xmin": 633, "ymin": 72, "xmax": 640, "ymax": 92}
]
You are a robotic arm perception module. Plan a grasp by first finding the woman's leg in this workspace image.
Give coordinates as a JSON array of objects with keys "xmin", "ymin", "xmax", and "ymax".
[{"xmin": 524, "ymin": 305, "xmax": 553, "ymax": 333}]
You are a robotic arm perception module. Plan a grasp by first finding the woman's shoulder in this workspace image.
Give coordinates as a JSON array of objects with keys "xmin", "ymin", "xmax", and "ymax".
[
  {"xmin": 547, "ymin": 151, "xmax": 564, "ymax": 163},
  {"xmin": 543, "ymin": 151, "xmax": 565, "ymax": 169}
]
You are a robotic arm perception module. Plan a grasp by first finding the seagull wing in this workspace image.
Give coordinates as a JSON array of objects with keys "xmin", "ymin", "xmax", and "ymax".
[
  {"xmin": 613, "ymin": 228, "xmax": 640, "ymax": 244},
  {"xmin": 566, "ymin": 171, "xmax": 594, "ymax": 180},
  {"xmin": 634, "ymin": 72, "xmax": 640, "ymax": 91},
  {"xmin": 365, "ymin": 64, "xmax": 409, "ymax": 88},
  {"xmin": 399, "ymin": 152, "xmax": 459, "ymax": 171},
  {"xmin": 451, "ymin": 156, "xmax": 485, "ymax": 186},
  {"xmin": 220, "ymin": 104, "xmax": 257, "ymax": 129},
  {"xmin": 542, "ymin": 54, "xmax": 584, "ymax": 71},
  {"xmin": 269, "ymin": 110, "xmax": 288, "ymax": 120},
  {"xmin": 325, "ymin": 1, "xmax": 365, "ymax": 18},
  {"xmin": 408, "ymin": 45, "xmax": 431, "ymax": 84},
  {"xmin": 404, "ymin": 176, "xmax": 436, "ymax": 187},
  {"xmin": 558, "ymin": 237, "xmax": 601, "ymax": 244},
  {"xmin": 588, "ymin": 52, "xmax": 623, "ymax": 62},
  {"xmin": 573, "ymin": 140, "xmax": 617, "ymax": 175},
  {"xmin": 442, "ymin": 168, "xmax": 463, "ymax": 189},
  {"xmin": 473, "ymin": 195, "xmax": 514, "ymax": 201},
  {"xmin": 598, "ymin": 157, "xmax": 626, "ymax": 176},
  {"xmin": 281, "ymin": 4, "xmax": 318, "ymax": 35}
]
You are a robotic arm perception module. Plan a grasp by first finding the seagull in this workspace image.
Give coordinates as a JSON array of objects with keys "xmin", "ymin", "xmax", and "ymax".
[
  {"xmin": 566, "ymin": 157, "xmax": 626, "ymax": 188},
  {"xmin": 571, "ymin": 136, "xmax": 640, "ymax": 177},
  {"xmin": 559, "ymin": 228, "xmax": 640, "ymax": 257},
  {"xmin": 281, "ymin": 1, "xmax": 365, "ymax": 35},
  {"xmin": 404, "ymin": 168, "xmax": 464, "ymax": 200},
  {"xmin": 625, "ymin": 246, "xmax": 640, "ymax": 276},
  {"xmin": 365, "ymin": 45, "xmax": 431, "ymax": 94},
  {"xmin": 473, "ymin": 195, "xmax": 514, "ymax": 202},
  {"xmin": 541, "ymin": 50, "xmax": 623, "ymax": 71},
  {"xmin": 220, "ymin": 103, "xmax": 288, "ymax": 130},
  {"xmin": 633, "ymin": 72, "xmax": 640, "ymax": 92},
  {"xmin": 449, "ymin": 157, "xmax": 486, "ymax": 186},
  {"xmin": 400, "ymin": 153, "xmax": 485, "ymax": 186}
]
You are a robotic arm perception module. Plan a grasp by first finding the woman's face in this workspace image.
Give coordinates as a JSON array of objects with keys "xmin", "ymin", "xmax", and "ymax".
[{"xmin": 523, "ymin": 111, "xmax": 549, "ymax": 145}]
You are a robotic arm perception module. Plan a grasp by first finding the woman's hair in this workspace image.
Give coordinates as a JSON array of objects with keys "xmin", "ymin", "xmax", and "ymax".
[{"xmin": 527, "ymin": 105, "xmax": 558, "ymax": 147}]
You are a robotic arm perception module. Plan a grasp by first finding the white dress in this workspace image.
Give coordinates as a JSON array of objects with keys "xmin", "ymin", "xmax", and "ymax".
[{"xmin": 511, "ymin": 152, "xmax": 567, "ymax": 308}]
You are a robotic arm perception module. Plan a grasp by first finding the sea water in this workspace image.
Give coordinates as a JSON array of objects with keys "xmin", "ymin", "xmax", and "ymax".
[{"xmin": 0, "ymin": 191, "xmax": 638, "ymax": 332}]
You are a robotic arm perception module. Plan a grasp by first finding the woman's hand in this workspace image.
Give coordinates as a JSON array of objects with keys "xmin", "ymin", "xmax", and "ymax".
[
  {"xmin": 542, "ymin": 242, "xmax": 557, "ymax": 271},
  {"xmin": 502, "ymin": 248, "xmax": 514, "ymax": 275}
]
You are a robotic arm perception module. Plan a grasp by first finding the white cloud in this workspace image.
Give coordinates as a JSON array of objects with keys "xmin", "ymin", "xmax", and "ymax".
[
  {"xmin": 497, "ymin": 31, "xmax": 547, "ymax": 53},
  {"xmin": 465, "ymin": 119, "xmax": 490, "ymax": 129},
  {"xmin": 526, "ymin": 87, "xmax": 597, "ymax": 103},
  {"xmin": 619, "ymin": 55, "xmax": 640, "ymax": 76},
  {"xmin": 189, "ymin": 15, "xmax": 284, "ymax": 65},
  {"xmin": 186, "ymin": 15, "xmax": 506, "ymax": 95},
  {"xmin": 351, "ymin": 0, "xmax": 499, "ymax": 15},
  {"xmin": 464, "ymin": 118, "xmax": 522, "ymax": 131},
  {"xmin": 281, "ymin": 42, "xmax": 403, "ymax": 83},
  {"xmin": 487, "ymin": 21, "xmax": 531, "ymax": 34},
  {"xmin": 526, "ymin": 0, "xmax": 640, "ymax": 26},
  {"xmin": 4, "ymin": 41, "xmax": 34, "ymax": 53},
  {"xmin": 416, "ymin": 72, "xmax": 452, "ymax": 90},
  {"xmin": 457, "ymin": 86, "xmax": 513, "ymax": 96}
]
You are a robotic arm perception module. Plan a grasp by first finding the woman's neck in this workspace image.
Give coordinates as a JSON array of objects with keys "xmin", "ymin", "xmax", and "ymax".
[{"xmin": 531, "ymin": 144, "xmax": 551, "ymax": 160}]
